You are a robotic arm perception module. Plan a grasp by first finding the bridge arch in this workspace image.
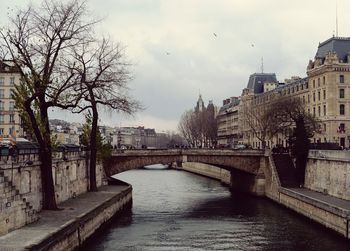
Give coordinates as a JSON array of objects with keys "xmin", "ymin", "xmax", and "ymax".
[{"xmin": 105, "ymin": 149, "xmax": 268, "ymax": 196}]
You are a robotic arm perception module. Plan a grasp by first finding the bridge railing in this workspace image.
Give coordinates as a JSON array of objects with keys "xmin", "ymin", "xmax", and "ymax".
[{"xmin": 111, "ymin": 148, "xmax": 265, "ymax": 156}]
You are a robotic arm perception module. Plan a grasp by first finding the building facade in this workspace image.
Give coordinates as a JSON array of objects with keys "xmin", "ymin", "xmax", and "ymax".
[
  {"xmin": 217, "ymin": 97, "xmax": 241, "ymax": 147},
  {"xmin": 219, "ymin": 37, "xmax": 350, "ymax": 149},
  {"xmin": 0, "ymin": 61, "xmax": 23, "ymax": 140}
]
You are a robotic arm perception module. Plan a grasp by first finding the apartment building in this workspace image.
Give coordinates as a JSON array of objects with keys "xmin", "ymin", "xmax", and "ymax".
[
  {"xmin": 220, "ymin": 36, "xmax": 350, "ymax": 149},
  {"xmin": 0, "ymin": 60, "xmax": 23, "ymax": 140},
  {"xmin": 217, "ymin": 97, "xmax": 241, "ymax": 147}
]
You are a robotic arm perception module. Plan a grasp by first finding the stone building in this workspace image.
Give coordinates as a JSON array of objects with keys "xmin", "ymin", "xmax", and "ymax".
[
  {"xmin": 237, "ymin": 37, "xmax": 350, "ymax": 149},
  {"xmin": 0, "ymin": 60, "xmax": 23, "ymax": 140},
  {"xmin": 217, "ymin": 96, "xmax": 241, "ymax": 147}
]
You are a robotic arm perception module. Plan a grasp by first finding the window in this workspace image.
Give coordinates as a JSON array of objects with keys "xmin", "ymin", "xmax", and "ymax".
[
  {"xmin": 323, "ymin": 90, "xmax": 326, "ymax": 99},
  {"xmin": 340, "ymin": 104, "xmax": 345, "ymax": 115},
  {"xmin": 10, "ymin": 77, "xmax": 15, "ymax": 85},
  {"xmin": 305, "ymin": 82, "xmax": 309, "ymax": 89},
  {"xmin": 323, "ymin": 76, "xmax": 326, "ymax": 85},
  {"xmin": 0, "ymin": 77, "xmax": 4, "ymax": 86},
  {"xmin": 318, "ymin": 91, "xmax": 320, "ymax": 101},
  {"xmin": 0, "ymin": 128, "xmax": 3, "ymax": 135},
  {"xmin": 318, "ymin": 106, "xmax": 321, "ymax": 117},
  {"xmin": 313, "ymin": 80, "xmax": 315, "ymax": 88},
  {"xmin": 303, "ymin": 96, "xmax": 305, "ymax": 103},
  {"xmin": 323, "ymin": 105, "xmax": 326, "ymax": 116},
  {"xmin": 0, "ymin": 102, "xmax": 3, "ymax": 111},
  {"xmin": 318, "ymin": 78, "xmax": 320, "ymax": 87},
  {"xmin": 9, "ymin": 114, "xmax": 15, "ymax": 124},
  {"xmin": 9, "ymin": 89, "xmax": 15, "ymax": 98},
  {"xmin": 313, "ymin": 92, "xmax": 315, "ymax": 102},
  {"xmin": 339, "ymin": 123, "xmax": 345, "ymax": 132},
  {"xmin": 9, "ymin": 127, "xmax": 13, "ymax": 135},
  {"xmin": 340, "ymin": 89, "xmax": 345, "ymax": 98},
  {"xmin": 313, "ymin": 107, "xmax": 316, "ymax": 115},
  {"xmin": 0, "ymin": 115, "xmax": 4, "ymax": 124},
  {"xmin": 296, "ymin": 86, "xmax": 299, "ymax": 92},
  {"xmin": 9, "ymin": 101, "xmax": 15, "ymax": 110},
  {"xmin": 323, "ymin": 124, "xmax": 326, "ymax": 132},
  {"xmin": 340, "ymin": 75, "xmax": 345, "ymax": 83}
]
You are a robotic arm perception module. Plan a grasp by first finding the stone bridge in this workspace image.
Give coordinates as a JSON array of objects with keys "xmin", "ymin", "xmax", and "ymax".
[{"xmin": 105, "ymin": 149, "xmax": 275, "ymax": 197}]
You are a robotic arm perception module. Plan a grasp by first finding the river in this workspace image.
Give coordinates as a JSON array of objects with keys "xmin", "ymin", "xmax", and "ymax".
[{"xmin": 82, "ymin": 165, "xmax": 350, "ymax": 251}]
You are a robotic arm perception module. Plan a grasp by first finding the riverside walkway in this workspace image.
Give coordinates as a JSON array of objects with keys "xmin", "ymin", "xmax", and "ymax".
[{"xmin": 0, "ymin": 184, "xmax": 132, "ymax": 251}]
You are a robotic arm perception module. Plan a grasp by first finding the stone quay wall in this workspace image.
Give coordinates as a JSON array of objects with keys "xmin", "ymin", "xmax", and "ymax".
[
  {"xmin": 178, "ymin": 152, "xmax": 350, "ymax": 239},
  {"xmin": 28, "ymin": 185, "xmax": 132, "ymax": 251},
  {"xmin": 180, "ymin": 162, "xmax": 231, "ymax": 185},
  {"xmin": 305, "ymin": 150, "xmax": 350, "ymax": 201},
  {"xmin": 0, "ymin": 151, "xmax": 107, "ymax": 236}
]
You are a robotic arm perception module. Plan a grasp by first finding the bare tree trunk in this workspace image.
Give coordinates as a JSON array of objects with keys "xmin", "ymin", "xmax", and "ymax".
[
  {"xmin": 89, "ymin": 99, "xmax": 98, "ymax": 192},
  {"xmin": 40, "ymin": 148, "xmax": 57, "ymax": 209}
]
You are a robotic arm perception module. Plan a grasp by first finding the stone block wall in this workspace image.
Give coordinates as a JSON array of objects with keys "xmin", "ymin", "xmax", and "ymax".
[
  {"xmin": 305, "ymin": 151, "xmax": 350, "ymax": 201},
  {"xmin": 181, "ymin": 162, "xmax": 231, "ymax": 185},
  {"xmin": 0, "ymin": 151, "xmax": 107, "ymax": 236}
]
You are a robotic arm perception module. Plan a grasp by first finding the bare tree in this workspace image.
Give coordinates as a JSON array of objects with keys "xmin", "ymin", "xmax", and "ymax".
[
  {"xmin": 242, "ymin": 100, "xmax": 285, "ymax": 149},
  {"xmin": 71, "ymin": 38, "xmax": 140, "ymax": 191},
  {"xmin": 178, "ymin": 107, "xmax": 217, "ymax": 148},
  {"xmin": 178, "ymin": 110, "xmax": 196, "ymax": 147},
  {"xmin": 0, "ymin": 0, "xmax": 96, "ymax": 209}
]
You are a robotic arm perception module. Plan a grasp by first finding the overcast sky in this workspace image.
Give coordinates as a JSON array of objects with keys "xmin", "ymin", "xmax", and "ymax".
[{"xmin": 1, "ymin": 0, "xmax": 349, "ymax": 132}]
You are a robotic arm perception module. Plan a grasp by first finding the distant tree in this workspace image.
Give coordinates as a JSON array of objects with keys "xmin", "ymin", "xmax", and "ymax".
[
  {"xmin": 178, "ymin": 107, "xmax": 217, "ymax": 148},
  {"xmin": 178, "ymin": 110, "xmax": 196, "ymax": 147},
  {"xmin": 72, "ymin": 38, "xmax": 140, "ymax": 191},
  {"xmin": 0, "ymin": 0, "xmax": 95, "ymax": 209},
  {"xmin": 242, "ymin": 101, "xmax": 283, "ymax": 149}
]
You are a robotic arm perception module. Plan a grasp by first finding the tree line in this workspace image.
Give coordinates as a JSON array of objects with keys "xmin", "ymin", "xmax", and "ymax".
[
  {"xmin": 178, "ymin": 107, "xmax": 217, "ymax": 148},
  {"xmin": 0, "ymin": 0, "xmax": 140, "ymax": 209}
]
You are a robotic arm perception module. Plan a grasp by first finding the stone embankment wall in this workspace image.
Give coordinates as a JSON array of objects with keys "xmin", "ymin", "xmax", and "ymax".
[
  {"xmin": 269, "ymin": 150, "xmax": 350, "ymax": 239},
  {"xmin": 181, "ymin": 162, "xmax": 231, "ymax": 185},
  {"xmin": 0, "ymin": 151, "xmax": 106, "ymax": 236},
  {"xmin": 31, "ymin": 185, "xmax": 132, "ymax": 251},
  {"xmin": 179, "ymin": 152, "xmax": 350, "ymax": 239},
  {"xmin": 305, "ymin": 150, "xmax": 350, "ymax": 200}
]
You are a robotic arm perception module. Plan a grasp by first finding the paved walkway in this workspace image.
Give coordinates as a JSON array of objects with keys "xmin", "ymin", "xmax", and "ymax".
[
  {"xmin": 0, "ymin": 185, "xmax": 130, "ymax": 251},
  {"xmin": 288, "ymin": 188, "xmax": 350, "ymax": 211},
  {"xmin": 281, "ymin": 187, "xmax": 350, "ymax": 217}
]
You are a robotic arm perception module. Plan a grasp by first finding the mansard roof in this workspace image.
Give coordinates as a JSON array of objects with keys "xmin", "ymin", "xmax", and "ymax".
[
  {"xmin": 0, "ymin": 60, "xmax": 20, "ymax": 74},
  {"xmin": 247, "ymin": 73, "xmax": 277, "ymax": 94},
  {"xmin": 315, "ymin": 37, "xmax": 350, "ymax": 62}
]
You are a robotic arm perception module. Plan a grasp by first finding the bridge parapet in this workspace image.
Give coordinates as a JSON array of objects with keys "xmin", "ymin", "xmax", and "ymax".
[
  {"xmin": 107, "ymin": 149, "xmax": 266, "ymax": 176},
  {"xmin": 112, "ymin": 149, "xmax": 264, "ymax": 157}
]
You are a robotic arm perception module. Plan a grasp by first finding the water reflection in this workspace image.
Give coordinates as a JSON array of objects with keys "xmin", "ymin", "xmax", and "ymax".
[{"xmin": 82, "ymin": 165, "xmax": 350, "ymax": 251}]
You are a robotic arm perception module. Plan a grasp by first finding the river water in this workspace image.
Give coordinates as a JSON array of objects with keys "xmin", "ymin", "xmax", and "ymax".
[{"xmin": 83, "ymin": 165, "xmax": 350, "ymax": 251}]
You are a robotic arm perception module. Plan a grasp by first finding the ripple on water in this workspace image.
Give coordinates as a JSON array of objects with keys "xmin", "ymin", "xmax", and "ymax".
[{"xmin": 81, "ymin": 168, "xmax": 350, "ymax": 251}]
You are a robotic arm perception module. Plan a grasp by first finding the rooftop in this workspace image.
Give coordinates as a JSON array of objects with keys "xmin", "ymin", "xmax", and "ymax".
[
  {"xmin": 0, "ymin": 60, "xmax": 20, "ymax": 74},
  {"xmin": 247, "ymin": 73, "xmax": 278, "ymax": 94},
  {"xmin": 315, "ymin": 36, "xmax": 350, "ymax": 62}
]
